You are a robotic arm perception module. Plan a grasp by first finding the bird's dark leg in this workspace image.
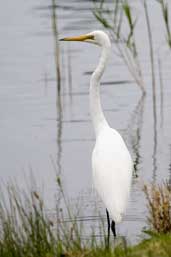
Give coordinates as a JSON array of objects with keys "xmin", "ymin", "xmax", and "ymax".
[
  {"xmin": 111, "ymin": 220, "xmax": 116, "ymax": 238},
  {"xmin": 106, "ymin": 209, "xmax": 110, "ymax": 248}
]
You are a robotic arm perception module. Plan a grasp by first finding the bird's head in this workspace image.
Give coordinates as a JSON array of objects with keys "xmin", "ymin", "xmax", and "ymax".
[{"xmin": 59, "ymin": 30, "xmax": 111, "ymax": 48}]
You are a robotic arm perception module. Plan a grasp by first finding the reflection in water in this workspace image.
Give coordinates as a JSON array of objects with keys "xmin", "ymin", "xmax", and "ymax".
[
  {"xmin": 127, "ymin": 95, "xmax": 145, "ymax": 178},
  {"xmin": 51, "ymin": 0, "xmax": 63, "ymax": 178},
  {"xmin": 51, "ymin": 0, "xmax": 61, "ymax": 93},
  {"xmin": 152, "ymin": 109, "xmax": 157, "ymax": 182},
  {"xmin": 101, "ymin": 80, "xmax": 135, "ymax": 85},
  {"xmin": 51, "ymin": 0, "xmax": 63, "ymax": 180},
  {"xmin": 144, "ymin": 1, "xmax": 158, "ymax": 181},
  {"xmin": 169, "ymin": 145, "xmax": 171, "ymax": 186},
  {"xmin": 44, "ymin": 70, "xmax": 48, "ymax": 97},
  {"xmin": 1, "ymin": 0, "xmax": 171, "ymax": 245},
  {"xmin": 56, "ymin": 94, "xmax": 63, "ymax": 176},
  {"xmin": 53, "ymin": 88, "xmax": 63, "ymax": 230},
  {"xmin": 158, "ymin": 57, "xmax": 164, "ymax": 128},
  {"xmin": 67, "ymin": 45, "xmax": 73, "ymax": 100}
]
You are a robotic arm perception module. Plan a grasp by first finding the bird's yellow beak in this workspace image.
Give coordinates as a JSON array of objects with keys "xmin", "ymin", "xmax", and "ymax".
[{"xmin": 59, "ymin": 34, "xmax": 94, "ymax": 42}]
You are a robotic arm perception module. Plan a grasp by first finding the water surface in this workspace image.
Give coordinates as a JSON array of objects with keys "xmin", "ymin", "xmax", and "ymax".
[{"xmin": 0, "ymin": 0, "xmax": 171, "ymax": 243}]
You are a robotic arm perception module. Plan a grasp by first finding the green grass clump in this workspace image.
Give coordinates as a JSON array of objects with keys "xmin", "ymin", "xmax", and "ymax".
[
  {"xmin": 0, "ymin": 182, "xmax": 171, "ymax": 257},
  {"xmin": 49, "ymin": 234, "xmax": 171, "ymax": 257},
  {"xmin": 0, "ymin": 187, "xmax": 59, "ymax": 257},
  {"xmin": 143, "ymin": 182, "xmax": 171, "ymax": 233},
  {"xmin": 128, "ymin": 233, "xmax": 171, "ymax": 257}
]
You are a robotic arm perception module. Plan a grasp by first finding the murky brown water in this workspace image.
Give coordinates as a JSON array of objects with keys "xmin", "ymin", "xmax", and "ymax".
[{"xmin": 1, "ymin": 0, "xmax": 171, "ymax": 243}]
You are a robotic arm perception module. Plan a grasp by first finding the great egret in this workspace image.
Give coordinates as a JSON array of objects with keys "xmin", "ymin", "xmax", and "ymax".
[{"xmin": 60, "ymin": 31, "xmax": 133, "ymax": 245}]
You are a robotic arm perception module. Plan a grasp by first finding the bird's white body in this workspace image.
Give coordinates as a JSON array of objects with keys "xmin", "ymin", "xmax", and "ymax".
[
  {"xmin": 92, "ymin": 125, "xmax": 132, "ymax": 223},
  {"xmin": 60, "ymin": 30, "xmax": 133, "ymax": 227},
  {"xmin": 88, "ymin": 31, "xmax": 133, "ymax": 224}
]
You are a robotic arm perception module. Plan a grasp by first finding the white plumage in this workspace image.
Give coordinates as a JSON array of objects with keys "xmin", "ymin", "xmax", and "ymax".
[
  {"xmin": 92, "ymin": 126, "xmax": 132, "ymax": 223},
  {"xmin": 88, "ymin": 31, "xmax": 133, "ymax": 224},
  {"xmin": 60, "ymin": 30, "xmax": 133, "ymax": 239}
]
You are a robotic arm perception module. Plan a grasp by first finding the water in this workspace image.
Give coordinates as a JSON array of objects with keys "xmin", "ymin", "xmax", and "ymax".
[{"xmin": 0, "ymin": 0, "xmax": 171, "ymax": 244}]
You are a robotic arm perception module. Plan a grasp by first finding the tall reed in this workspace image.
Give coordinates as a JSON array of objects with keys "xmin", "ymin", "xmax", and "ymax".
[
  {"xmin": 143, "ymin": 1, "xmax": 158, "ymax": 179},
  {"xmin": 0, "ymin": 186, "xmax": 58, "ymax": 257},
  {"xmin": 51, "ymin": 0, "xmax": 61, "ymax": 93},
  {"xmin": 158, "ymin": 0, "xmax": 171, "ymax": 48},
  {"xmin": 0, "ymin": 179, "xmax": 109, "ymax": 257},
  {"xmin": 93, "ymin": 0, "xmax": 146, "ymax": 94}
]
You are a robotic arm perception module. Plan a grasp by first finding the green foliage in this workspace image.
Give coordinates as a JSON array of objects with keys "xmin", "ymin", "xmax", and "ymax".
[
  {"xmin": 93, "ymin": 0, "xmax": 145, "ymax": 94},
  {"xmin": 93, "ymin": 0, "xmax": 137, "ymax": 49},
  {"xmin": 93, "ymin": 11, "xmax": 112, "ymax": 29},
  {"xmin": 0, "ymin": 182, "xmax": 171, "ymax": 256},
  {"xmin": 160, "ymin": 0, "xmax": 171, "ymax": 48},
  {"xmin": 143, "ymin": 182, "xmax": 171, "ymax": 234},
  {"xmin": 0, "ymin": 187, "xmax": 57, "ymax": 257},
  {"xmin": 122, "ymin": 2, "xmax": 137, "ymax": 50}
]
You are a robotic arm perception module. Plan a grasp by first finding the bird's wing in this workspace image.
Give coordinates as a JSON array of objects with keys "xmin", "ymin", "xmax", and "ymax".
[{"xmin": 92, "ymin": 128, "xmax": 132, "ymax": 223}]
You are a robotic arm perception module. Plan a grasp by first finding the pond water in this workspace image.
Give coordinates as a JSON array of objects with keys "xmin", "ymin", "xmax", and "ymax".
[{"xmin": 0, "ymin": 0, "xmax": 171, "ymax": 244}]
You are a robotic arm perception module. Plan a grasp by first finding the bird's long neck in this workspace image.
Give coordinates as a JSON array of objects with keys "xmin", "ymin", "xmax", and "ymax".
[{"xmin": 90, "ymin": 45, "xmax": 111, "ymax": 137}]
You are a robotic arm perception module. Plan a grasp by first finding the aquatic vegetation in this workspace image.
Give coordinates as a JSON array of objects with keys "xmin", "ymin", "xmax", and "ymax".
[
  {"xmin": 93, "ymin": 0, "xmax": 145, "ymax": 94},
  {"xmin": 0, "ymin": 186, "xmax": 57, "ymax": 257},
  {"xmin": 51, "ymin": 0, "xmax": 61, "ymax": 93},
  {"xmin": 0, "ymin": 178, "xmax": 107, "ymax": 257},
  {"xmin": 93, "ymin": 0, "xmax": 171, "ymax": 93},
  {"xmin": 143, "ymin": 181, "xmax": 171, "ymax": 233},
  {"xmin": 157, "ymin": 0, "xmax": 171, "ymax": 48},
  {"xmin": 0, "ymin": 179, "xmax": 171, "ymax": 256}
]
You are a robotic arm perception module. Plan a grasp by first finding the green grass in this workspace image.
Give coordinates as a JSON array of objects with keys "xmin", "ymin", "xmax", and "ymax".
[
  {"xmin": 38, "ymin": 233, "xmax": 171, "ymax": 257},
  {"xmin": 54, "ymin": 234, "xmax": 171, "ymax": 256},
  {"xmin": 0, "ymin": 182, "xmax": 171, "ymax": 257}
]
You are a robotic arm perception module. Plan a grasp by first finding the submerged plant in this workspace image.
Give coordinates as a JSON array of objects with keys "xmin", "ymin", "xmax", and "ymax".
[{"xmin": 143, "ymin": 181, "xmax": 171, "ymax": 233}]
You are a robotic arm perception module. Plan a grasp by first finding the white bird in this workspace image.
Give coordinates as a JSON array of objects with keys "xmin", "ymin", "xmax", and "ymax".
[{"xmin": 60, "ymin": 30, "xmax": 133, "ymax": 245}]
